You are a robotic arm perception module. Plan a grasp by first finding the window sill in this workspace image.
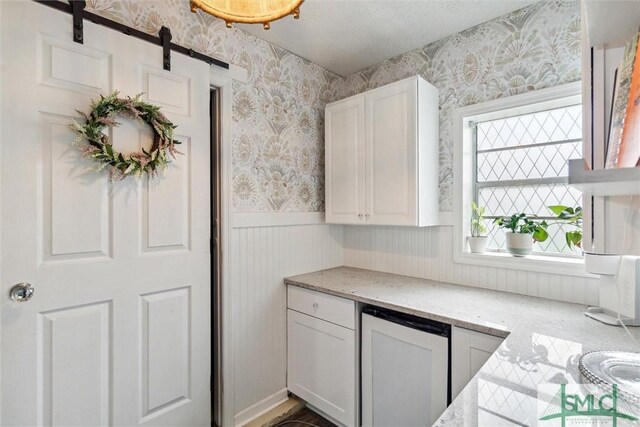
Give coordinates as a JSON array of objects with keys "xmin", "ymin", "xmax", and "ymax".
[{"xmin": 454, "ymin": 251, "xmax": 598, "ymax": 278}]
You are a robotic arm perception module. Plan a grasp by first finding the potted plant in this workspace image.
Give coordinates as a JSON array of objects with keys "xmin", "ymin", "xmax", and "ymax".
[
  {"xmin": 468, "ymin": 202, "xmax": 488, "ymax": 253},
  {"xmin": 493, "ymin": 213, "xmax": 549, "ymax": 257}
]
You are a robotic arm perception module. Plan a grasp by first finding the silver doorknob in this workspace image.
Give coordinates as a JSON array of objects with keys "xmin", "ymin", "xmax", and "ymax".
[{"xmin": 9, "ymin": 283, "xmax": 34, "ymax": 302}]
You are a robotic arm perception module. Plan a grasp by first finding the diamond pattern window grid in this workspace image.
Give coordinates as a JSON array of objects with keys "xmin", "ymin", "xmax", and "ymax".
[
  {"xmin": 477, "ymin": 142, "xmax": 581, "ymax": 181},
  {"xmin": 476, "ymin": 104, "xmax": 582, "ymax": 151},
  {"xmin": 475, "ymin": 105, "xmax": 583, "ymax": 255}
]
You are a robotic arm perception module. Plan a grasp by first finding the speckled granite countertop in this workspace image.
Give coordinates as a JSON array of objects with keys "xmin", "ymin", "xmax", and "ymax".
[{"xmin": 284, "ymin": 266, "xmax": 640, "ymax": 427}]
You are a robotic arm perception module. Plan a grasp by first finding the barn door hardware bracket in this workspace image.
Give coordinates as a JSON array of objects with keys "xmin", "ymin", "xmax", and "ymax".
[
  {"xmin": 159, "ymin": 26, "xmax": 172, "ymax": 71},
  {"xmin": 70, "ymin": 0, "xmax": 86, "ymax": 44},
  {"xmin": 32, "ymin": 0, "xmax": 230, "ymax": 70}
]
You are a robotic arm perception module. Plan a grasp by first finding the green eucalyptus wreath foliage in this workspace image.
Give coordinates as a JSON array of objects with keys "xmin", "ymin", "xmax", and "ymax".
[{"xmin": 70, "ymin": 92, "xmax": 181, "ymax": 179}]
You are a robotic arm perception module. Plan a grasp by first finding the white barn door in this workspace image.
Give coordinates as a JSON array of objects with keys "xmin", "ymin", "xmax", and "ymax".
[{"xmin": 1, "ymin": 1, "xmax": 211, "ymax": 426}]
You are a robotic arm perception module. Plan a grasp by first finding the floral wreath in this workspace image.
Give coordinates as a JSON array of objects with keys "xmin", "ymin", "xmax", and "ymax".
[{"xmin": 70, "ymin": 92, "xmax": 181, "ymax": 179}]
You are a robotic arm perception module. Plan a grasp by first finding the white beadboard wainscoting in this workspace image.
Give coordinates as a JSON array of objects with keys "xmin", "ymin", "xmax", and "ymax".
[
  {"xmin": 230, "ymin": 223, "xmax": 344, "ymax": 426},
  {"xmin": 229, "ymin": 221, "xmax": 601, "ymax": 425},
  {"xmin": 343, "ymin": 225, "xmax": 599, "ymax": 306}
]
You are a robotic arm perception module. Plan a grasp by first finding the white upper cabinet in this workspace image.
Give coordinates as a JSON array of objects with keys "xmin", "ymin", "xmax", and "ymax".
[{"xmin": 325, "ymin": 76, "xmax": 439, "ymax": 226}]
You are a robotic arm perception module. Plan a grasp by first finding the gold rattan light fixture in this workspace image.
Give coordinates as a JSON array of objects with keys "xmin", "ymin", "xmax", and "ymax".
[{"xmin": 190, "ymin": 0, "xmax": 303, "ymax": 30}]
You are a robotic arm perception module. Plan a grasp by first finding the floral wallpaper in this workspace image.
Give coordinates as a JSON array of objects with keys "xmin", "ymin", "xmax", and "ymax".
[
  {"xmin": 85, "ymin": 0, "xmax": 342, "ymax": 212},
  {"xmin": 336, "ymin": 0, "xmax": 582, "ymax": 211},
  {"xmin": 230, "ymin": 47, "xmax": 339, "ymax": 211},
  {"xmin": 85, "ymin": 0, "xmax": 581, "ymax": 213}
]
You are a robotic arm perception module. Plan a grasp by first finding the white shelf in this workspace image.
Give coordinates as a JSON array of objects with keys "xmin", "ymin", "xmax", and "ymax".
[
  {"xmin": 584, "ymin": 0, "xmax": 640, "ymax": 47},
  {"xmin": 568, "ymin": 159, "xmax": 640, "ymax": 196}
]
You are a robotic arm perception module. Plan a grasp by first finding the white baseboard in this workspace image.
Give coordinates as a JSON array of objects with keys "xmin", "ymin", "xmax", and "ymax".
[
  {"xmin": 232, "ymin": 212, "xmax": 325, "ymax": 228},
  {"xmin": 234, "ymin": 388, "xmax": 289, "ymax": 427}
]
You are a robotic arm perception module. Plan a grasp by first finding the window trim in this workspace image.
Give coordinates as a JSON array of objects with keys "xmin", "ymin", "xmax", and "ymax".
[{"xmin": 452, "ymin": 81, "xmax": 596, "ymax": 278}]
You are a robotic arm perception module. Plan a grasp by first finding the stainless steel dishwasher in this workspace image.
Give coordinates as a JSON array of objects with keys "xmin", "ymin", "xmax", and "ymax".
[{"xmin": 361, "ymin": 306, "xmax": 450, "ymax": 426}]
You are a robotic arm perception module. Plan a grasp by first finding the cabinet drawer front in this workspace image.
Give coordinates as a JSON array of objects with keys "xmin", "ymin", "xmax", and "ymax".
[{"xmin": 287, "ymin": 285, "xmax": 355, "ymax": 329}]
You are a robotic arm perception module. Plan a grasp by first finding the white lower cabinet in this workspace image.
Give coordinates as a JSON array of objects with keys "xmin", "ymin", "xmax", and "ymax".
[
  {"xmin": 286, "ymin": 287, "xmax": 505, "ymax": 427},
  {"xmin": 451, "ymin": 326, "xmax": 505, "ymax": 399},
  {"xmin": 287, "ymin": 286, "xmax": 358, "ymax": 427}
]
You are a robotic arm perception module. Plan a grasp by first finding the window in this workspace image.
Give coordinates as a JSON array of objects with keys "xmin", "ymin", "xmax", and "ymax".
[
  {"xmin": 473, "ymin": 104, "xmax": 583, "ymax": 255},
  {"xmin": 453, "ymin": 82, "xmax": 589, "ymax": 276}
]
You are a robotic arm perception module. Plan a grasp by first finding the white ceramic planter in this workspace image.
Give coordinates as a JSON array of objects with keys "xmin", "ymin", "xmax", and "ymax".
[
  {"xmin": 505, "ymin": 232, "xmax": 533, "ymax": 257},
  {"xmin": 467, "ymin": 236, "xmax": 488, "ymax": 253}
]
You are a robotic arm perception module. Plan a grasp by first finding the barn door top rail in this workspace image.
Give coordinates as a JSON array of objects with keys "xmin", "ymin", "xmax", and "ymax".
[{"xmin": 33, "ymin": 0, "xmax": 229, "ymax": 71}]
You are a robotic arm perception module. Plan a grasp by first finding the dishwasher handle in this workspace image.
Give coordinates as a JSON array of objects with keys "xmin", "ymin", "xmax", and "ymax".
[{"xmin": 362, "ymin": 305, "xmax": 451, "ymax": 338}]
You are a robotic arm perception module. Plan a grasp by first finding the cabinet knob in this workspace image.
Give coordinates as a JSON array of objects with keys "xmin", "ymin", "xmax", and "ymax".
[
  {"xmin": 358, "ymin": 214, "xmax": 363, "ymax": 219},
  {"xmin": 312, "ymin": 302, "xmax": 319, "ymax": 311}
]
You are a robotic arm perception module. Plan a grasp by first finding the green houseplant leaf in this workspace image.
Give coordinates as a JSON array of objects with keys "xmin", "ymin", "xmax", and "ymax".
[
  {"xmin": 532, "ymin": 223, "xmax": 549, "ymax": 243},
  {"xmin": 470, "ymin": 202, "xmax": 488, "ymax": 237},
  {"xmin": 547, "ymin": 205, "xmax": 583, "ymax": 251}
]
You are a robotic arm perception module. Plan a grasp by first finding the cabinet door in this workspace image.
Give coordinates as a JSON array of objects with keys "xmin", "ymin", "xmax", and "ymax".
[
  {"xmin": 325, "ymin": 96, "xmax": 366, "ymax": 224},
  {"xmin": 365, "ymin": 79, "xmax": 418, "ymax": 225},
  {"xmin": 451, "ymin": 326, "xmax": 504, "ymax": 399},
  {"xmin": 287, "ymin": 310, "xmax": 356, "ymax": 427}
]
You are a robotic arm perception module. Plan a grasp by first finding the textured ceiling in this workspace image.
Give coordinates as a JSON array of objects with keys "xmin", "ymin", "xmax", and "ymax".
[{"xmin": 239, "ymin": 0, "xmax": 539, "ymax": 76}]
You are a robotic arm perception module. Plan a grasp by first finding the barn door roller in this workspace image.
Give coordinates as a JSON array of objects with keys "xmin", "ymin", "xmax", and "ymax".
[
  {"xmin": 33, "ymin": 0, "xmax": 229, "ymax": 71},
  {"xmin": 159, "ymin": 26, "xmax": 172, "ymax": 71},
  {"xmin": 70, "ymin": 0, "xmax": 84, "ymax": 43}
]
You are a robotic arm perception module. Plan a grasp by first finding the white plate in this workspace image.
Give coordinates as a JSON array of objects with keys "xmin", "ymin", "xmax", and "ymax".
[{"xmin": 579, "ymin": 351, "xmax": 640, "ymax": 405}]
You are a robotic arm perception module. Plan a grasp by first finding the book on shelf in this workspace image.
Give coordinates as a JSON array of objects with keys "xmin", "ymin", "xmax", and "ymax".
[
  {"xmin": 605, "ymin": 68, "xmax": 618, "ymax": 163},
  {"xmin": 619, "ymin": 32, "xmax": 640, "ymax": 167},
  {"xmin": 605, "ymin": 31, "xmax": 640, "ymax": 169}
]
